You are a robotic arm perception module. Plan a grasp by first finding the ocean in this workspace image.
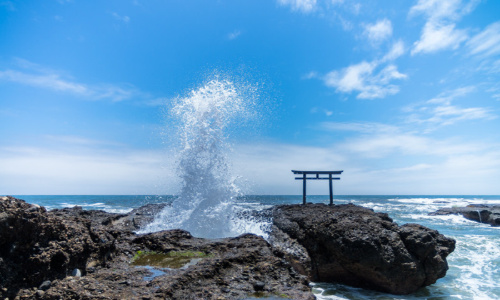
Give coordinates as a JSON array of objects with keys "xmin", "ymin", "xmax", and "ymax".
[{"xmin": 14, "ymin": 194, "xmax": 500, "ymax": 300}]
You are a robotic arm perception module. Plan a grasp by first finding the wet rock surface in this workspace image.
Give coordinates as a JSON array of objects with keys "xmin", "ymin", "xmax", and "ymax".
[
  {"xmin": 0, "ymin": 196, "xmax": 313, "ymax": 300},
  {"xmin": 270, "ymin": 203, "xmax": 456, "ymax": 295},
  {"xmin": 430, "ymin": 204, "xmax": 500, "ymax": 226}
]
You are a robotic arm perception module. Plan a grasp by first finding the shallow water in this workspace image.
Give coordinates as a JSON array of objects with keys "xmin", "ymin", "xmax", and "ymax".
[{"xmin": 15, "ymin": 194, "xmax": 500, "ymax": 300}]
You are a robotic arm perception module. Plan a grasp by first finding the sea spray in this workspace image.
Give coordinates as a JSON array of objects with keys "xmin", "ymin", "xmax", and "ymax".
[{"xmin": 140, "ymin": 77, "xmax": 256, "ymax": 238}]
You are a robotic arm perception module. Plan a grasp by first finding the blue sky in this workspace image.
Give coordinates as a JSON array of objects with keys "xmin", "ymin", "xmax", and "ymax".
[{"xmin": 1, "ymin": 0, "xmax": 500, "ymax": 195}]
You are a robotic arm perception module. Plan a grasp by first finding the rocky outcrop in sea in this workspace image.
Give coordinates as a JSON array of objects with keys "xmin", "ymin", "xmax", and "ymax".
[
  {"xmin": 270, "ymin": 203, "xmax": 456, "ymax": 295},
  {"xmin": 430, "ymin": 204, "xmax": 500, "ymax": 226},
  {"xmin": 1, "ymin": 196, "xmax": 456, "ymax": 299}
]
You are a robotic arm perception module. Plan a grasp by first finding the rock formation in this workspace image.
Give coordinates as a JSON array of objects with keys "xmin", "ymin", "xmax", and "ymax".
[
  {"xmin": 1, "ymin": 196, "xmax": 458, "ymax": 298},
  {"xmin": 270, "ymin": 203, "xmax": 456, "ymax": 295},
  {"xmin": 0, "ymin": 196, "xmax": 313, "ymax": 300},
  {"xmin": 430, "ymin": 204, "xmax": 500, "ymax": 226}
]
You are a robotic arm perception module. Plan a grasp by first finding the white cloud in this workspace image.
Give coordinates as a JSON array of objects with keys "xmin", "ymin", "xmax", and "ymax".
[
  {"xmin": 302, "ymin": 71, "xmax": 318, "ymax": 79},
  {"xmin": 229, "ymin": 131, "xmax": 500, "ymax": 194},
  {"xmin": 277, "ymin": 0, "xmax": 317, "ymax": 13},
  {"xmin": 3, "ymin": 134, "xmax": 500, "ymax": 195},
  {"xmin": 0, "ymin": 60, "xmax": 140, "ymax": 102},
  {"xmin": 43, "ymin": 135, "xmax": 124, "ymax": 147},
  {"xmin": 335, "ymin": 126, "xmax": 486, "ymax": 165},
  {"xmin": 364, "ymin": 18, "xmax": 393, "ymax": 43},
  {"xmin": 0, "ymin": 69, "xmax": 89, "ymax": 94},
  {"xmin": 311, "ymin": 107, "xmax": 333, "ymax": 116},
  {"xmin": 1, "ymin": 1, "xmax": 15, "ymax": 11},
  {"xmin": 467, "ymin": 21, "xmax": 500, "ymax": 57},
  {"xmin": 112, "ymin": 12, "xmax": 130, "ymax": 23},
  {"xmin": 323, "ymin": 61, "xmax": 407, "ymax": 99},
  {"xmin": 409, "ymin": 0, "xmax": 477, "ymax": 55},
  {"xmin": 404, "ymin": 87, "xmax": 497, "ymax": 129},
  {"xmin": 324, "ymin": 61, "xmax": 375, "ymax": 92},
  {"xmin": 320, "ymin": 121, "xmax": 399, "ymax": 134},
  {"xmin": 0, "ymin": 146, "xmax": 174, "ymax": 195},
  {"xmin": 412, "ymin": 22, "xmax": 468, "ymax": 54},
  {"xmin": 381, "ymin": 40, "xmax": 406, "ymax": 62},
  {"xmin": 409, "ymin": 0, "xmax": 464, "ymax": 21},
  {"xmin": 228, "ymin": 30, "xmax": 242, "ymax": 40},
  {"xmin": 319, "ymin": 38, "xmax": 406, "ymax": 99},
  {"xmin": 232, "ymin": 142, "xmax": 345, "ymax": 194}
]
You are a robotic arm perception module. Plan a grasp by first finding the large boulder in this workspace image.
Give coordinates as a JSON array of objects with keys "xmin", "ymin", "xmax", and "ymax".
[
  {"xmin": 271, "ymin": 203, "xmax": 455, "ymax": 295},
  {"xmin": 1, "ymin": 196, "xmax": 314, "ymax": 300},
  {"xmin": 430, "ymin": 204, "xmax": 500, "ymax": 226},
  {"xmin": 0, "ymin": 196, "xmax": 113, "ymax": 296}
]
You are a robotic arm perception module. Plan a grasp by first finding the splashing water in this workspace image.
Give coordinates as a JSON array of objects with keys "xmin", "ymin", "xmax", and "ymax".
[{"xmin": 141, "ymin": 78, "xmax": 252, "ymax": 238}]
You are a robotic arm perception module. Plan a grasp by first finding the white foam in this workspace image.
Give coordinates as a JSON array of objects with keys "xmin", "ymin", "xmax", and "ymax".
[{"xmin": 447, "ymin": 235, "xmax": 500, "ymax": 300}]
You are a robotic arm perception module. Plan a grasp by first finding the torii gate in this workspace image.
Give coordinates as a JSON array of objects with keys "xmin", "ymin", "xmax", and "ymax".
[{"xmin": 292, "ymin": 170, "xmax": 343, "ymax": 205}]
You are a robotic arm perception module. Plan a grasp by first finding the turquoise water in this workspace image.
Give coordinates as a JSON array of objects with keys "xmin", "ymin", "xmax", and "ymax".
[{"xmin": 13, "ymin": 195, "xmax": 500, "ymax": 300}]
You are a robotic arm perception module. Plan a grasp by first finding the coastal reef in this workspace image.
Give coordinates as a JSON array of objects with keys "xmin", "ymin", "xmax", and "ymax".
[
  {"xmin": 1, "ymin": 196, "xmax": 456, "ymax": 299},
  {"xmin": 0, "ymin": 196, "xmax": 312, "ymax": 300},
  {"xmin": 430, "ymin": 204, "xmax": 500, "ymax": 226},
  {"xmin": 270, "ymin": 204, "xmax": 456, "ymax": 295}
]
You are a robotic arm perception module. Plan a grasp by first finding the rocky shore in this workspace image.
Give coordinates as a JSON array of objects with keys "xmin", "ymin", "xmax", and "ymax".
[
  {"xmin": 1, "ymin": 196, "xmax": 456, "ymax": 299},
  {"xmin": 270, "ymin": 204, "xmax": 455, "ymax": 295},
  {"xmin": 430, "ymin": 204, "xmax": 500, "ymax": 226}
]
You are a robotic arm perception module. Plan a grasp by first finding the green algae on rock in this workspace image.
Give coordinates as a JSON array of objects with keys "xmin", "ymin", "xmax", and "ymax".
[{"xmin": 131, "ymin": 250, "xmax": 210, "ymax": 269}]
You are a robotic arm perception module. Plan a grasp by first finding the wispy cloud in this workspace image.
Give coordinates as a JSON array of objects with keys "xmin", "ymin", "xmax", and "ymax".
[
  {"xmin": 323, "ymin": 61, "xmax": 407, "ymax": 99},
  {"xmin": 43, "ymin": 135, "xmax": 124, "ymax": 147},
  {"xmin": 409, "ymin": 0, "xmax": 471, "ymax": 21},
  {"xmin": 0, "ymin": 69, "xmax": 89, "ymax": 94},
  {"xmin": 409, "ymin": 0, "xmax": 475, "ymax": 55},
  {"xmin": 277, "ymin": 0, "xmax": 317, "ymax": 13},
  {"xmin": 231, "ymin": 133, "xmax": 500, "ymax": 194},
  {"xmin": 404, "ymin": 87, "xmax": 496, "ymax": 129},
  {"xmin": 227, "ymin": 30, "xmax": 242, "ymax": 40},
  {"xmin": 0, "ymin": 146, "xmax": 173, "ymax": 194},
  {"xmin": 337, "ymin": 126, "xmax": 482, "ymax": 160},
  {"xmin": 381, "ymin": 40, "xmax": 406, "ymax": 62},
  {"xmin": 309, "ymin": 39, "xmax": 406, "ymax": 99},
  {"xmin": 364, "ymin": 18, "xmax": 392, "ymax": 43},
  {"xmin": 467, "ymin": 21, "xmax": 500, "ymax": 57},
  {"xmin": 1, "ymin": 1, "xmax": 15, "ymax": 11},
  {"xmin": 301, "ymin": 71, "xmax": 318, "ymax": 80},
  {"xmin": 112, "ymin": 12, "xmax": 130, "ymax": 23},
  {"xmin": 310, "ymin": 107, "xmax": 333, "ymax": 117},
  {"xmin": 412, "ymin": 22, "xmax": 468, "ymax": 54},
  {"xmin": 320, "ymin": 121, "xmax": 399, "ymax": 134},
  {"xmin": 0, "ymin": 59, "xmax": 140, "ymax": 102}
]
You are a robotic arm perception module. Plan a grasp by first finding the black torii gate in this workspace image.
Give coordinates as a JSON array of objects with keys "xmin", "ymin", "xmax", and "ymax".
[{"xmin": 292, "ymin": 170, "xmax": 343, "ymax": 205}]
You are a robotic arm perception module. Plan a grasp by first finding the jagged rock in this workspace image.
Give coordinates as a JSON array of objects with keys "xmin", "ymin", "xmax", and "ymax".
[
  {"xmin": 50, "ymin": 203, "xmax": 168, "ymax": 231},
  {"xmin": 0, "ymin": 196, "xmax": 313, "ymax": 300},
  {"xmin": 271, "ymin": 203, "xmax": 456, "ymax": 295},
  {"xmin": 0, "ymin": 196, "xmax": 113, "ymax": 297},
  {"xmin": 430, "ymin": 204, "xmax": 500, "ymax": 226}
]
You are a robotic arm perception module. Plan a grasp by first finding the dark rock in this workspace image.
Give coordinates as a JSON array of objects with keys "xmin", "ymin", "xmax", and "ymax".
[
  {"xmin": 0, "ymin": 196, "xmax": 314, "ymax": 300},
  {"xmin": 38, "ymin": 280, "xmax": 51, "ymax": 291},
  {"xmin": 0, "ymin": 196, "xmax": 112, "ymax": 298},
  {"xmin": 271, "ymin": 203, "xmax": 455, "ymax": 295},
  {"xmin": 253, "ymin": 280, "xmax": 265, "ymax": 291},
  {"xmin": 430, "ymin": 204, "xmax": 500, "ymax": 226},
  {"xmin": 111, "ymin": 203, "xmax": 169, "ymax": 231}
]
